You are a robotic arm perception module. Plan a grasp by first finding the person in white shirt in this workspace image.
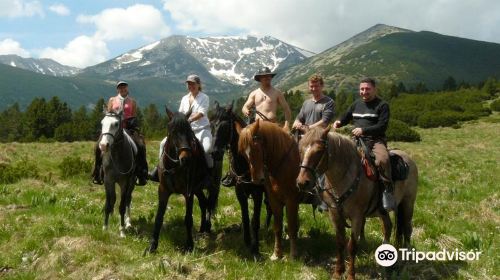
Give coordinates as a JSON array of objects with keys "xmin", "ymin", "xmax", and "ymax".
[{"xmin": 149, "ymin": 74, "xmax": 213, "ymax": 181}]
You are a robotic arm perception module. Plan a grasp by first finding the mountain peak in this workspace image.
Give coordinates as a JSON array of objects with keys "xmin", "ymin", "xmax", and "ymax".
[
  {"xmin": 0, "ymin": 54, "xmax": 80, "ymax": 76},
  {"xmin": 84, "ymin": 34, "xmax": 314, "ymax": 86}
]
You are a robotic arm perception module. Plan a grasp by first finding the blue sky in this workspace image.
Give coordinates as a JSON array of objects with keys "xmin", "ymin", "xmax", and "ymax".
[{"xmin": 1, "ymin": 0, "xmax": 499, "ymax": 68}]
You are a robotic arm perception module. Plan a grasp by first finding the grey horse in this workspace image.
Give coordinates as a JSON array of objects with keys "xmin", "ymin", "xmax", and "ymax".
[{"xmin": 99, "ymin": 111, "xmax": 138, "ymax": 237}]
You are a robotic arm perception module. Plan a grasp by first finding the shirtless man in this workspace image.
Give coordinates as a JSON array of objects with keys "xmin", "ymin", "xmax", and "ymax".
[
  {"xmin": 221, "ymin": 67, "xmax": 292, "ymax": 187},
  {"xmin": 242, "ymin": 67, "xmax": 292, "ymax": 127}
]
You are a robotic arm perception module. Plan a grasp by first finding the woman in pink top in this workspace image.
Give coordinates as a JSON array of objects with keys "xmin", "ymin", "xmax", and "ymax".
[{"xmin": 92, "ymin": 81, "xmax": 149, "ymax": 186}]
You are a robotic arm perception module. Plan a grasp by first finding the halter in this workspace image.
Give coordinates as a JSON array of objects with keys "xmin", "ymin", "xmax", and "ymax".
[
  {"xmin": 299, "ymin": 136, "xmax": 362, "ymax": 210},
  {"xmin": 251, "ymin": 132, "xmax": 295, "ymax": 179},
  {"xmin": 162, "ymin": 131, "xmax": 194, "ymax": 174},
  {"xmin": 100, "ymin": 113, "xmax": 135, "ymax": 175}
]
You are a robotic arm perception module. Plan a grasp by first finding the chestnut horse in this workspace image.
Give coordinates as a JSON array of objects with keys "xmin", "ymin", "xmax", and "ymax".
[
  {"xmin": 238, "ymin": 119, "xmax": 301, "ymax": 260},
  {"xmin": 297, "ymin": 127, "xmax": 418, "ymax": 280},
  {"xmin": 212, "ymin": 101, "xmax": 273, "ymax": 256}
]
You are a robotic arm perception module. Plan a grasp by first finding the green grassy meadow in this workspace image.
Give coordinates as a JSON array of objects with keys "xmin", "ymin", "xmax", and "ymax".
[{"xmin": 0, "ymin": 115, "xmax": 499, "ymax": 279}]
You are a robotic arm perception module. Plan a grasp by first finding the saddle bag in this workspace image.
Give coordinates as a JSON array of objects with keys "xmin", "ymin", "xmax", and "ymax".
[{"xmin": 389, "ymin": 152, "xmax": 409, "ymax": 181}]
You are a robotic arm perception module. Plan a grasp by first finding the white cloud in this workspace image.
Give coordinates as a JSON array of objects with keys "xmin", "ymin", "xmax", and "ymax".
[
  {"xmin": 0, "ymin": 38, "xmax": 30, "ymax": 57},
  {"xmin": 40, "ymin": 35, "xmax": 109, "ymax": 68},
  {"xmin": 49, "ymin": 3, "xmax": 70, "ymax": 16},
  {"xmin": 0, "ymin": 0, "xmax": 43, "ymax": 18},
  {"xmin": 77, "ymin": 4, "xmax": 170, "ymax": 41},
  {"xmin": 162, "ymin": 0, "xmax": 500, "ymax": 53}
]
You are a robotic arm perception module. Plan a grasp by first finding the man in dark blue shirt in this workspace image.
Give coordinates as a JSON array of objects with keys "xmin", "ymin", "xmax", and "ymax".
[{"xmin": 333, "ymin": 78, "xmax": 395, "ymax": 211}]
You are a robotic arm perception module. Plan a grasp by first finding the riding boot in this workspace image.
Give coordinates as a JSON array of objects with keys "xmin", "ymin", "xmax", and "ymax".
[
  {"xmin": 92, "ymin": 145, "xmax": 103, "ymax": 185},
  {"xmin": 382, "ymin": 181, "xmax": 396, "ymax": 211}
]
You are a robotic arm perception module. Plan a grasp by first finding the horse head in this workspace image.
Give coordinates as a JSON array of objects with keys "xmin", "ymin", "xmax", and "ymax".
[
  {"xmin": 165, "ymin": 106, "xmax": 194, "ymax": 167},
  {"xmin": 239, "ymin": 119, "xmax": 266, "ymax": 184},
  {"xmin": 296, "ymin": 126, "xmax": 330, "ymax": 191},
  {"xmin": 99, "ymin": 111, "xmax": 123, "ymax": 153},
  {"xmin": 211, "ymin": 100, "xmax": 236, "ymax": 160}
]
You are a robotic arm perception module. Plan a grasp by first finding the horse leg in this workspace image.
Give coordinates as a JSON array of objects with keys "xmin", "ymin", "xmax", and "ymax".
[
  {"xmin": 346, "ymin": 217, "xmax": 364, "ymax": 280},
  {"xmin": 329, "ymin": 210, "xmax": 345, "ymax": 279},
  {"xmin": 124, "ymin": 181, "xmax": 135, "ymax": 229},
  {"xmin": 264, "ymin": 192, "xmax": 272, "ymax": 229},
  {"xmin": 397, "ymin": 199, "xmax": 414, "ymax": 248},
  {"xmin": 184, "ymin": 194, "xmax": 195, "ymax": 251},
  {"xmin": 250, "ymin": 189, "xmax": 263, "ymax": 256},
  {"xmin": 147, "ymin": 188, "xmax": 171, "ymax": 254},
  {"xmin": 379, "ymin": 211, "xmax": 392, "ymax": 244},
  {"xmin": 195, "ymin": 190, "xmax": 210, "ymax": 233},
  {"xmin": 103, "ymin": 181, "xmax": 116, "ymax": 231},
  {"xmin": 118, "ymin": 183, "xmax": 128, "ymax": 238},
  {"xmin": 269, "ymin": 197, "xmax": 284, "ymax": 261},
  {"xmin": 236, "ymin": 185, "xmax": 251, "ymax": 247},
  {"xmin": 359, "ymin": 218, "xmax": 366, "ymax": 244},
  {"xmin": 285, "ymin": 199, "xmax": 299, "ymax": 260}
]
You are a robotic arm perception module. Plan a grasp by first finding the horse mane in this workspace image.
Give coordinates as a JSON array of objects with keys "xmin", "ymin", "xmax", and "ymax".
[
  {"xmin": 168, "ymin": 112, "xmax": 195, "ymax": 140},
  {"xmin": 239, "ymin": 121, "xmax": 292, "ymax": 159},
  {"xmin": 300, "ymin": 127, "xmax": 358, "ymax": 168}
]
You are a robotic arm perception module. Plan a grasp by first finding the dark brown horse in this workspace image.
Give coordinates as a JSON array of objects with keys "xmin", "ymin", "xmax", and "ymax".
[
  {"xmin": 297, "ymin": 127, "xmax": 418, "ymax": 280},
  {"xmin": 146, "ymin": 109, "xmax": 217, "ymax": 253},
  {"xmin": 212, "ymin": 102, "xmax": 272, "ymax": 256},
  {"xmin": 238, "ymin": 119, "xmax": 301, "ymax": 260}
]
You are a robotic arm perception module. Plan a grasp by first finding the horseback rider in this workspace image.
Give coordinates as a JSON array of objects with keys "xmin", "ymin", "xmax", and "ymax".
[
  {"xmin": 149, "ymin": 74, "xmax": 214, "ymax": 181},
  {"xmin": 242, "ymin": 66, "xmax": 292, "ymax": 126},
  {"xmin": 92, "ymin": 81, "xmax": 149, "ymax": 186},
  {"xmin": 292, "ymin": 74, "xmax": 335, "ymax": 210},
  {"xmin": 221, "ymin": 66, "xmax": 292, "ymax": 187},
  {"xmin": 333, "ymin": 77, "xmax": 395, "ymax": 211}
]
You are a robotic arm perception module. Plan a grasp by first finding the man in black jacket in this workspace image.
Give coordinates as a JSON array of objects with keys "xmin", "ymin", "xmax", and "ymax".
[{"xmin": 333, "ymin": 78, "xmax": 395, "ymax": 211}]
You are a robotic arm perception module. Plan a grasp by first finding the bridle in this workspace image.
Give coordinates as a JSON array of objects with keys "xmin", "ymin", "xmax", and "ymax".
[
  {"xmin": 299, "ymin": 136, "xmax": 362, "ymax": 210},
  {"xmin": 162, "ymin": 131, "xmax": 193, "ymax": 174}
]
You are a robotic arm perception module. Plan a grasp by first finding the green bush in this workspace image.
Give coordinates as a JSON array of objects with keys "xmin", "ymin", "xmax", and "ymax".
[
  {"xmin": 0, "ymin": 159, "xmax": 39, "ymax": 184},
  {"xmin": 491, "ymin": 99, "xmax": 500, "ymax": 112},
  {"xmin": 386, "ymin": 119, "xmax": 421, "ymax": 142},
  {"xmin": 391, "ymin": 89, "xmax": 493, "ymax": 128},
  {"xmin": 58, "ymin": 156, "xmax": 92, "ymax": 179}
]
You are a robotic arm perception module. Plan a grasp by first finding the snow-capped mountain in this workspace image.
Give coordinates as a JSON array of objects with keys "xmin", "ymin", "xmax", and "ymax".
[
  {"xmin": 82, "ymin": 35, "xmax": 315, "ymax": 86},
  {"xmin": 0, "ymin": 55, "xmax": 80, "ymax": 76}
]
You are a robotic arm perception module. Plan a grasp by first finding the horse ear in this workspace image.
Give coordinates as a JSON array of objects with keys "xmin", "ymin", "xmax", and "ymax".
[
  {"xmin": 214, "ymin": 101, "xmax": 220, "ymax": 111},
  {"xmin": 102, "ymin": 104, "xmax": 107, "ymax": 114},
  {"xmin": 321, "ymin": 125, "xmax": 330, "ymax": 140},
  {"xmin": 282, "ymin": 121, "xmax": 290, "ymax": 134},
  {"xmin": 165, "ymin": 105, "xmax": 174, "ymax": 120},
  {"xmin": 235, "ymin": 120, "xmax": 243, "ymax": 135},
  {"xmin": 251, "ymin": 118, "xmax": 260, "ymax": 135}
]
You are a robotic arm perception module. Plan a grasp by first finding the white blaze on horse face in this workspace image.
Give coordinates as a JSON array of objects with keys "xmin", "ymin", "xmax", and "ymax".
[
  {"xmin": 99, "ymin": 116, "xmax": 118, "ymax": 152},
  {"xmin": 245, "ymin": 146, "xmax": 251, "ymax": 160}
]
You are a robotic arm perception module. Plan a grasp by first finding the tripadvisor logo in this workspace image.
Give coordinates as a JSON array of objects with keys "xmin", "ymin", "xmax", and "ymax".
[{"xmin": 374, "ymin": 244, "xmax": 482, "ymax": 267}]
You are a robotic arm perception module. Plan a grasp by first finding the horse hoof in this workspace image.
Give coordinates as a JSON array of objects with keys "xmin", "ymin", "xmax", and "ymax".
[
  {"xmin": 125, "ymin": 223, "xmax": 132, "ymax": 230},
  {"xmin": 102, "ymin": 225, "xmax": 108, "ymax": 231},
  {"xmin": 120, "ymin": 231, "xmax": 126, "ymax": 238},
  {"xmin": 270, "ymin": 253, "xmax": 281, "ymax": 261}
]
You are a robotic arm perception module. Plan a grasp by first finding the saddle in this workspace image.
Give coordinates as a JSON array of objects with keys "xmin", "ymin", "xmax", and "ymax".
[{"xmin": 356, "ymin": 138, "xmax": 409, "ymax": 182}]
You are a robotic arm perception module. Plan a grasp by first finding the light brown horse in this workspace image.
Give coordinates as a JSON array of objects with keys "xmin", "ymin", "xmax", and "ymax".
[
  {"xmin": 296, "ymin": 127, "xmax": 418, "ymax": 280},
  {"xmin": 238, "ymin": 119, "xmax": 301, "ymax": 260}
]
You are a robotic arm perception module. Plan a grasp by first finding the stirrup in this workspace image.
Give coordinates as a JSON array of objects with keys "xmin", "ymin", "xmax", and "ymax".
[{"xmin": 221, "ymin": 173, "xmax": 236, "ymax": 187}]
